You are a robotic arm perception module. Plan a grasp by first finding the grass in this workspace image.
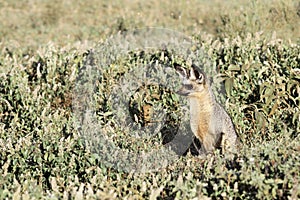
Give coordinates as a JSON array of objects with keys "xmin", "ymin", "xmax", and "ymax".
[
  {"xmin": 0, "ymin": 0, "xmax": 299, "ymax": 199},
  {"xmin": 1, "ymin": 0, "xmax": 299, "ymax": 48}
]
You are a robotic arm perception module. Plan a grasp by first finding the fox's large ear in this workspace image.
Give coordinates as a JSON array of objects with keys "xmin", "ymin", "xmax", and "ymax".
[
  {"xmin": 174, "ymin": 64, "xmax": 187, "ymax": 79},
  {"xmin": 191, "ymin": 65, "xmax": 205, "ymax": 84},
  {"xmin": 196, "ymin": 73, "xmax": 205, "ymax": 84},
  {"xmin": 189, "ymin": 67, "xmax": 196, "ymax": 80}
]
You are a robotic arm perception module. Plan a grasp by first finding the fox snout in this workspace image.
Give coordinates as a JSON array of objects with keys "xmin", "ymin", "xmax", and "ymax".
[
  {"xmin": 176, "ymin": 88, "xmax": 189, "ymax": 96},
  {"xmin": 176, "ymin": 84, "xmax": 193, "ymax": 96}
]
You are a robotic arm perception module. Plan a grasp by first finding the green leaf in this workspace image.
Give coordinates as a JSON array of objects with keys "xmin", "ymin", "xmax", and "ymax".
[{"xmin": 225, "ymin": 77, "xmax": 234, "ymax": 96}]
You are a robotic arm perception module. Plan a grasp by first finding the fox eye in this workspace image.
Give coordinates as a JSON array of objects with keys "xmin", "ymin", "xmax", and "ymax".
[{"xmin": 185, "ymin": 84, "xmax": 193, "ymax": 90}]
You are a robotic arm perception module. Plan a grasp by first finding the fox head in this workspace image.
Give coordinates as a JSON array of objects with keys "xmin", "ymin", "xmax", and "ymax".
[{"xmin": 175, "ymin": 64, "xmax": 208, "ymax": 97}]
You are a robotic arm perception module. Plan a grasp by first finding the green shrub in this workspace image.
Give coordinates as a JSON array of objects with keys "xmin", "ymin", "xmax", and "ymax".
[
  {"xmin": 1, "ymin": 32, "xmax": 299, "ymax": 199},
  {"xmin": 0, "ymin": 0, "xmax": 299, "ymax": 198}
]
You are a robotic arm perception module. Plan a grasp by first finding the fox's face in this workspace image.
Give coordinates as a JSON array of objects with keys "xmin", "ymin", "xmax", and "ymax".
[{"xmin": 175, "ymin": 64, "xmax": 207, "ymax": 97}]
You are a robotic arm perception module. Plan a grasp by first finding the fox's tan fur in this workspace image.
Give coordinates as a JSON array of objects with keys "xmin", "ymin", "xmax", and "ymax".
[{"xmin": 176, "ymin": 64, "xmax": 238, "ymax": 154}]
